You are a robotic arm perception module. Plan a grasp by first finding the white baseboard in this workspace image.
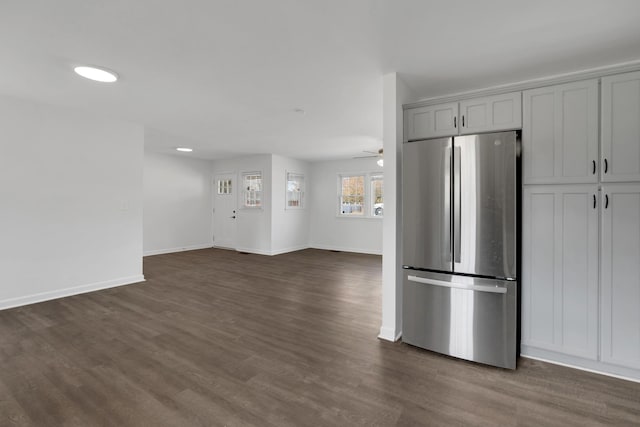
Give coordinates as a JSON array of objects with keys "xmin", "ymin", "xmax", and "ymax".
[
  {"xmin": 521, "ymin": 345, "xmax": 640, "ymax": 383},
  {"xmin": 270, "ymin": 245, "xmax": 309, "ymax": 256},
  {"xmin": 234, "ymin": 247, "xmax": 273, "ymax": 256},
  {"xmin": 378, "ymin": 326, "xmax": 402, "ymax": 342},
  {"xmin": 309, "ymin": 243, "xmax": 382, "ymax": 256},
  {"xmin": 143, "ymin": 243, "xmax": 213, "ymax": 257},
  {"xmin": 234, "ymin": 245, "xmax": 310, "ymax": 256},
  {"xmin": 212, "ymin": 244, "xmax": 381, "ymax": 257},
  {"xmin": 0, "ymin": 275, "xmax": 145, "ymax": 311}
]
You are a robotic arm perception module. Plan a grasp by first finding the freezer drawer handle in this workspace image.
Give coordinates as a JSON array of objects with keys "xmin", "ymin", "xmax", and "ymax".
[{"xmin": 408, "ymin": 275, "xmax": 508, "ymax": 294}]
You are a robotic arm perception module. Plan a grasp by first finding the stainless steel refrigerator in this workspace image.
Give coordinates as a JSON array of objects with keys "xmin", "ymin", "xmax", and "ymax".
[{"xmin": 402, "ymin": 131, "xmax": 519, "ymax": 369}]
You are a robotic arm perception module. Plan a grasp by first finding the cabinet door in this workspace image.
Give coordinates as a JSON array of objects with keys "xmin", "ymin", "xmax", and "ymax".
[
  {"xmin": 522, "ymin": 185, "xmax": 599, "ymax": 359},
  {"xmin": 523, "ymin": 80, "xmax": 599, "ymax": 184},
  {"xmin": 601, "ymin": 184, "xmax": 640, "ymax": 369},
  {"xmin": 459, "ymin": 92, "xmax": 521, "ymax": 134},
  {"xmin": 404, "ymin": 103, "xmax": 458, "ymax": 141},
  {"xmin": 602, "ymin": 71, "xmax": 640, "ymax": 182}
]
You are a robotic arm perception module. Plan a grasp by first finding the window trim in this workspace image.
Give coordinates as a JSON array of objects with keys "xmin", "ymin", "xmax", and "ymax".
[
  {"xmin": 337, "ymin": 171, "xmax": 383, "ymax": 219},
  {"xmin": 285, "ymin": 171, "xmax": 305, "ymax": 210}
]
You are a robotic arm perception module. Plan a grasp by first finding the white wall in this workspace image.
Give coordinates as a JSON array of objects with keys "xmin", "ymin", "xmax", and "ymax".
[
  {"xmin": 271, "ymin": 155, "xmax": 311, "ymax": 255},
  {"xmin": 379, "ymin": 72, "xmax": 413, "ymax": 341},
  {"xmin": 211, "ymin": 154, "xmax": 272, "ymax": 254},
  {"xmin": 0, "ymin": 96, "xmax": 144, "ymax": 310},
  {"xmin": 309, "ymin": 157, "xmax": 383, "ymax": 255},
  {"xmin": 143, "ymin": 151, "xmax": 213, "ymax": 256}
]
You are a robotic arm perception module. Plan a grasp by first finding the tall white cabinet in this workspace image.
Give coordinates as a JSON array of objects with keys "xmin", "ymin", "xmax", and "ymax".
[
  {"xmin": 522, "ymin": 185, "xmax": 599, "ymax": 359},
  {"xmin": 600, "ymin": 184, "xmax": 640, "ymax": 370},
  {"xmin": 522, "ymin": 71, "xmax": 640, "ymax": 379}
]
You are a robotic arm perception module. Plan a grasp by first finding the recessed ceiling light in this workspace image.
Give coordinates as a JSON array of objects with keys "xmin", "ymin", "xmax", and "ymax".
[
  {"xmin": 74, "ymin": 66, "xmax": 118, "ymax": 83},
  {"xmin": 176, "ymin": 147, "xmax": 193, "ymax": 152}
]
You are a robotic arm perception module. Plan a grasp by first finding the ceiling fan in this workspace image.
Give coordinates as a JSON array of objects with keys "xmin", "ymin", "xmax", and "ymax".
[{"xmin": 353, "ymin": 148, "xmax": 384, "ymax": 166}]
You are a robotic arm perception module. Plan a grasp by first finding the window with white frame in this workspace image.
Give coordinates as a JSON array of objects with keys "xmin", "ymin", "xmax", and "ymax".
[
  {"xmin": 286, "ymin": 172, "xmax": 305, "ymax": 209},
  {"xmin": 242, "ymin": 172, "xmax": 262, "ymax": 208},
  {"xmin": 370, "ymin": 174, "xmax": 384, "ymax": 217},
  {"xmin": 339, "ymin": 174, "xmax": 365, "ymax": 216},
  {"xmin": 338, "ymin": 173, "xmax": 383, "ymax": 217}
]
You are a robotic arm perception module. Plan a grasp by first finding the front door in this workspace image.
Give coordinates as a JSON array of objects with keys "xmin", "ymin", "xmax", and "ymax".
[{"xmin": 213, "ymin": 173, "xmax": 237, "ymax": 249}]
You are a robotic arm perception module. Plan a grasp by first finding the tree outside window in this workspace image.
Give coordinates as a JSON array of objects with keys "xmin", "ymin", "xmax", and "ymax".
[
  {"xmin": 339, "ymin": 175, "xmax": 365, "ymax": 215},
  {"xmin": 338, "ymin": 173, "xmax": 383, "ymax": 217},
  {"xmin": 371, "ymin": 174, "xmax": 383, "ymax": 217}
]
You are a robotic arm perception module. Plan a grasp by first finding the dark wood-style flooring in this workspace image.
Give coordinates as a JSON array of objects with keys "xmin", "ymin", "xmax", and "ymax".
[{"xmin": 0, "ymin": 248, "xmax": 639, "ymax": 426}]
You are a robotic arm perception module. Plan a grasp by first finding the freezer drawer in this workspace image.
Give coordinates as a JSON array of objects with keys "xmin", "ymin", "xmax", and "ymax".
[{"xmin": 402, "ymin": 270, "xmax": 517, "ymax": 369}]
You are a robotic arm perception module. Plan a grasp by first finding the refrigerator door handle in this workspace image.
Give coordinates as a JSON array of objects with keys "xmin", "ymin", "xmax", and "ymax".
[
  {"xmin": 453, "ymin": 145, "xmax": 461, "ymax": 263},
  {"xmin": 407, "ymin": 275, "xmax": 508, "ymax": 294},
  {"xmin": 444, "ymin": 146, "xmax": 452, "ymax": 260}
]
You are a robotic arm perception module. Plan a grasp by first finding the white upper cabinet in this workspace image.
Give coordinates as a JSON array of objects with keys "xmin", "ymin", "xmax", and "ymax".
[
  {"xmin": 459, "ymin": 92, "xmax": 522, "ymax": 134},
  {"xmin": 601, "ymin": 71, "xmax": 640, "ymax": 182},
  {"xmin": 404, "ymin": 92, "xmax": 523, "ymax": 141},
  {"xmin": 523, "ymin": 80, "xmax": 599, "ymax": 184},
  {"xmin": 522, "ymin": 185, "xmax": 599, "ymax": 360},
  {"xmin": 404, "ymin": 102, "xmax": 458, "ymax": 141},
  {"xmin": 601, "ymin": 184, "xmax": 640, "ymax": 369}
]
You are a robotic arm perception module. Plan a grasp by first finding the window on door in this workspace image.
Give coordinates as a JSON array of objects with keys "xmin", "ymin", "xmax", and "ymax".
[
  {"xmin": 217, "ymin": 178, "xmax": 232, "ymax": 195},
  {"xmin": 242, "ymin": 172, "xmax": 262, "ymax": 208}
]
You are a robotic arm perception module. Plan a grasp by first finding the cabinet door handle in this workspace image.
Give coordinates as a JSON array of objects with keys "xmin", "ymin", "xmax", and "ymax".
[
  {"xmin": 462, "ymin": 115, "xmax": 465, "ymax": 127},
  {"xmin": 604, "ymin": 158, "xmax": 608, "ymax": 174},
  {"xmin": 454, "ymin": 116, "xmax": 457, "ymax": 128},
  {"xmin": 592, "ymin": 160, "xmax": 596, "ymax": 175},
  {"xmin": 605, "ymin": 194, "xmax": 609, "ymax": 209},
  {"xmin": 593, "ymin": 194, "xmax": 596, "ymax": 209}
]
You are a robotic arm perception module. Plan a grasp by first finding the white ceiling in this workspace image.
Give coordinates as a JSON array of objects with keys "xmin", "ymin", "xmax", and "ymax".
[{"xmin": 2, "ymin": 0, "xmax": 640, "ymax": 161}]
